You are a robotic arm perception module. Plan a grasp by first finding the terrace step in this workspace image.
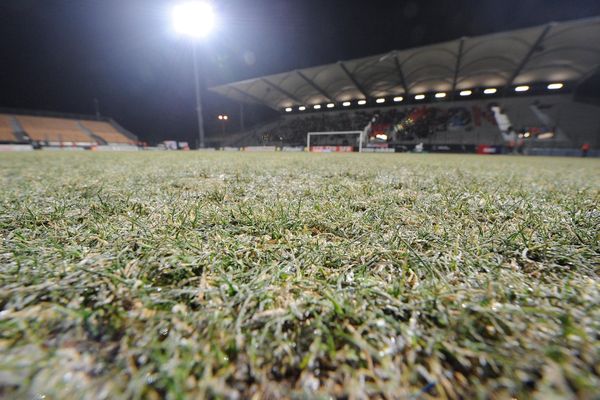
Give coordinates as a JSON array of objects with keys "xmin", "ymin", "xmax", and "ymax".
[
  {"xmin": 9, "ymin": 116, "xmax": 30, "ymax": 142},
  {"xmin": 77, "ymin": 121, "xmax": 107, "ymax": 145}
]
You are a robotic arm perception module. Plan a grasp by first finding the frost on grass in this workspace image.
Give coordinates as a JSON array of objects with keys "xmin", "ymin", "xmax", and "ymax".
[{"xmin": 1, "ymin": 152, "xmax": 599, "ymax": 399}]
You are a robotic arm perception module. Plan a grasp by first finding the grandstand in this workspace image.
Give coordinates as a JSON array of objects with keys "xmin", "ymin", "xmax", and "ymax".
[
  {"xmin": 0, "ymin": 110, "xmax": 138, "ymax": 149},
  {"xmin": 224, "ymin": 95, "xmax": 600, "ymax": 153},
  {"xmin": 211, "ymin": 17, "xmax": 600, "ymax": 154},
  {"xmin": 16, "ymin": 116, "xmax": 95, "ymax": 145},
  {"xmin": 79, "ymin": 120, "xmax": 136, "ymax": 145},
  {"xmin": 0, "ymin": 114, "xmax": 18, "ymax": 143}
]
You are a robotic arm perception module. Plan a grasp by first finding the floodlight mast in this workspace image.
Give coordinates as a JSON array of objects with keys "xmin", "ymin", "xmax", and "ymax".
[
  {"xmin": 173, "ymin": 1, "xmax": 215, "ymax": 148},
  {"xmin": 192, "ymin": 44, "xmax": 205, "ymax": 149}
]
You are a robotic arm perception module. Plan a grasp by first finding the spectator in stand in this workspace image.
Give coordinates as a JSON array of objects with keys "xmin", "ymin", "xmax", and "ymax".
[
  {"xmin": 581, "ymin": 142, "xmax": 590, "ymax": 157},
  {"xmin": 502, "ymin": 126, "xmax": 518, "ymax": 154}
]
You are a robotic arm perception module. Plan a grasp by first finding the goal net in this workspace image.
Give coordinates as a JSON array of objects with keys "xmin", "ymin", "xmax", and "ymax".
[{"xmin": 306, "ymin": 130, "xmax": 364, "ymax": 152}]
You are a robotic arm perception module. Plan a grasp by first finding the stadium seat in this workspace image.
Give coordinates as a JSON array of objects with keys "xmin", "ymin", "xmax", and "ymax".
[
  {"xmin": 0, "ymin": 114, "xmax": 17, "ymax": 142},
  {"xmin": 17, "ymin": 116, "xmax": 94, "ymax": 143},
  {"xmin": 80, "ymin": 120, "xmax": 134, "ymax": 144}
]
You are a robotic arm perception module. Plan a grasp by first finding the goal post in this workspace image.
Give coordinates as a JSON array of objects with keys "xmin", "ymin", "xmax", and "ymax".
[{"xmin": 306, "ymin": 130, "xmax": 364, "ymax": 152}]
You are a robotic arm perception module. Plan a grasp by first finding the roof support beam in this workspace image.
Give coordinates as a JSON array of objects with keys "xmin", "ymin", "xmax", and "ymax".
[
  {"xmin": 338, "ymin": 62, "xmax": 369, "ymax": 98},
  {"xmin": 296, "ymin": 71, "xmax": 334, "ymax": 102},
  {"xmin": 393, "ymin": 55, "xmax": 410, "ymax": 94},
  {"xmin": 507, "ymin": 24, "xmax": 553, "ymax": 86},
  {"xmin": 229, "ymin": 86, "xmax": 271, "ymax": 106},
  {"xmin": 260, "ymin": 78, "xmax": 303, "ymax": 104},
  {"xmin": 574, "ymin": 63, "xmax": 600, "ymax": 91},
  {"xmin": 451, "ymin": 37, "xmax": 466, "ymax": 95}
]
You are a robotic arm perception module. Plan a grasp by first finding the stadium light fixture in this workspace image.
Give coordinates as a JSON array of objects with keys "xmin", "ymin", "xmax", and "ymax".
[
  {"xmin": 435, "ymin": 92, "xmax": 446, "ymax": 99},
  {"xmin": 326, "ymin": 103, "xmax": 335, "ymax": 108},
  {"xmin": 483, "ymin": 88, "xmax": 497, "ymax": 94},
  {"xmin": 547, "ymin": 83, "xmax": 563, "ymax": 90},
  {"xmin": 217, "ymin": 113, "xmax": 228, "ymax": 134},
  {"xmin": 415, "ymin": 94, "xmax": 425, "ymax": 100},
  {"xmin": 313, "ymin": 104, "xmax": 322, "ymax": 110},
  {"xmin": 172, "ymin": 2, "xmax": 216, "ymax": 39},
  {"xmin": 524, "ymin": 132, "xmax": 531, "ymax": 138},
  {"xmin": 299, "ymin": 106, "xmax": 306, "ymax": 111},
  {"xmin": 459, "ymin": 90, "xmax": 472, "ymax": 96},
  {"xmin": 393, "ymin": 96, "xmax": 403, "ymax": 102},
  {"xmin": 375, "ymin": 98, "xmax": 385, "ymax": 103},
  {"xmin": 285, "ymin": 107, "xmax": 292, "ymax": 112},
  {"xmin": 342, "ymin": 101, "xmax": 351, "ymax": 107},
  {"xmin": 515, "ymin": 85, "xmax": 530, "ymax": 92},
  {"xmin": 357, "ymin": 100, "xmax": 367, "ymax": 105}
]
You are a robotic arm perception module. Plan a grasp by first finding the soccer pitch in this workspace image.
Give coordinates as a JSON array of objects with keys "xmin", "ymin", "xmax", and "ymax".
[{"xmin": 1, "ymin": 152, "xmax": 599, "ymax": 399}]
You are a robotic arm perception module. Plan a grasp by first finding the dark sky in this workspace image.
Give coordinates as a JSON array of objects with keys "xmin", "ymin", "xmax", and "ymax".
[{"xmin": 1, "ymin": 0, "xmax": 600, "ymax": 144}]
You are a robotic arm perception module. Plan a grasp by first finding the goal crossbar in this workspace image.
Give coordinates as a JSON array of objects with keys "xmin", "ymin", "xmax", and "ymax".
[{"xmin": 306, "ymin": 130, "xmax": 364, "ymax": 152}]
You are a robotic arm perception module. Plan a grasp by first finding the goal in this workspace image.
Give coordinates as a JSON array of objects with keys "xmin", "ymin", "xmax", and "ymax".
[{"xmin": 306, "ymin": 130, "xmax": 364, "ymax": 152}]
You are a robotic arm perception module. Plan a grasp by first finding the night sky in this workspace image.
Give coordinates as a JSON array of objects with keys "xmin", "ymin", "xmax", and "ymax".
[{"xmin": 2, "ymin": 0, "xmax": 600, "ymax": 145}]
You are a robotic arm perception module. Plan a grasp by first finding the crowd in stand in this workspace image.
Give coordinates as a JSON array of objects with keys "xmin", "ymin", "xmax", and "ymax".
[
  {"xmin": 231, "ymin": 105, "xmax": 486, "ymax": 147},
  {"xmin": 252, "ymin": 111, "xmax": 373, "ymax": 146}
]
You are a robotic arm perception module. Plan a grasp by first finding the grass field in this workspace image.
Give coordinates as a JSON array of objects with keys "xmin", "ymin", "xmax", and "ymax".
[{"xmin": 1, "ymin": 151, "xmax": 599, "ymax": 399}]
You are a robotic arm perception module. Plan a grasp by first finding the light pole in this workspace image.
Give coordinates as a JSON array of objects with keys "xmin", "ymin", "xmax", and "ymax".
[
  {"xmin": 172, "ymin": 1, "xmax": 216, "ymax": 149},
  {"xmin": 192, "ymin": 44, "xmax": 205, "ymax": 148}
]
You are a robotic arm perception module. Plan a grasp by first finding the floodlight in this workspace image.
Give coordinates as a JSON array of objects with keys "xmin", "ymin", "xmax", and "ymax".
[
  {"xmin": 524, "ymin": 132, "xmax": 531, "ymax": 138},
  {"xmin": 357, "ymin": 100, "xmax": 367, "ymax": 105},
  {"xmin": 342, "ymin": 101, "xmax": 351, "ymax": 107},
  {"xmin": 483, "ymin": 88, "xmax": 497, "ymax": 94},
  {"xmin": 172, "ymin": 1, "xmax": 216, "ymax": 148},
  {"xmin": 173, "ymin": 2, "xmax": 215, "ymax": 38},
  {"xmin": 313, "ymin": 104, "xmax": 321, "ymax": 109},
  {"xmin": 415, "ymin": 94, "xmax": 425, "ymax": 100},
  {"xmin": 547, "ymin": 83, "xmax": 563, "ymax": 90},
  {"xmin": 375, "ymin": 98, "xmax": 385, "ymax": 103},
  {"xmin": 285, "ymin": 107, "xmax": 292, "ymax": 112},
  {"xmin": 298, "ymin": 106, "xmax": 306, "ymax": 111},
  {"xmin": 326, "ymin": 103, "xmax": 335, "ymax": 108},
  {"xmin": 393, "ymin": 96, "xmax": 403, "ymax": 102},
  {"xmin": 223, "ymin": 115, "xmax": 228, "ymax": 120},
  {"xmin": 459, "ymin": 90, "xmax": 472, "ymax": 96},
  {"xmin": 515, "ymin": 85, "xmax": 529, "ymax": 92},
  {"xmin": 218, "ymin": 115, "xmax": 223, "ymax": 120},
  {"xmin": 435, "ymin": 92, "xmax": 446, "ymax": 98}
]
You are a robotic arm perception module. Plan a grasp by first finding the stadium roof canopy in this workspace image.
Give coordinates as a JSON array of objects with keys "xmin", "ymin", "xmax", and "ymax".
[{"xmin": 210, "ymin": 17, "xmax": 600, "ymax": 110}]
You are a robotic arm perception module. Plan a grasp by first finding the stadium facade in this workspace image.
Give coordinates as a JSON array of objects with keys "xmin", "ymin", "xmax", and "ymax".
[{"xmin": 211, "ymin": 17, "xmax": 600, "ymax": 154}]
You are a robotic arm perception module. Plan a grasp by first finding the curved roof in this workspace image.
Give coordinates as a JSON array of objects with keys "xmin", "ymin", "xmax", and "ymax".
[{"xmin": 210, "ymin": 17, "xmax": 600, "ymax": 110}]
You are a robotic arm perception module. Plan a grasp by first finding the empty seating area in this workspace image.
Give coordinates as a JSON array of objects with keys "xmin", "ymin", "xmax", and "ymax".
[
  {"xmin": 0, "ymin": 109, "xmax": 138, "ymax": 151},
  {"xmin": 80, "ymin": 120, "xmax": 133, "ymax": 144},
  {"xmin": 17, "ymin": 116, "xmax": 93, "ymax": 143},
  {"xmin": 0, "ymin": 115, "xmax": 17, "ymax": 142},
  {"xmin": 0, "ymin": 111, "xmax": 139, "ymax": 148}
]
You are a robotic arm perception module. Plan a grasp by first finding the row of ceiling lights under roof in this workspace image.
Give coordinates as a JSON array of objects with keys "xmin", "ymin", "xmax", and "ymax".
[{"xmin": 284, "ymin": 82, "xmax": 564, "ymax": 112}]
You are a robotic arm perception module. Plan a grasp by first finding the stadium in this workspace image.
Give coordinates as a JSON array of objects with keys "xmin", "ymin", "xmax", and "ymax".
[
  {"xmin": 1, "ymin": 1, "xmax": 599, "ymax": 399},
  {"xmin": 211, "ymin": 17, "xmax": 600, "ymax": 156}
]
